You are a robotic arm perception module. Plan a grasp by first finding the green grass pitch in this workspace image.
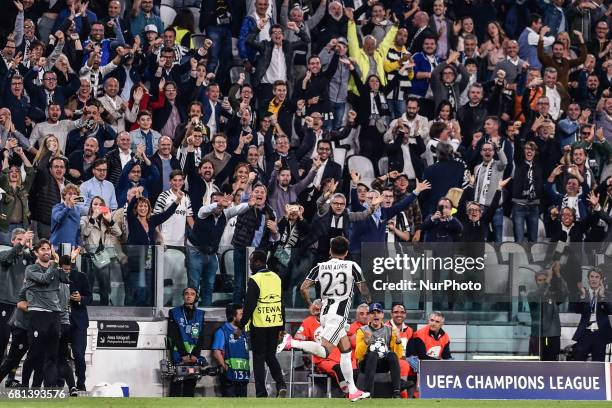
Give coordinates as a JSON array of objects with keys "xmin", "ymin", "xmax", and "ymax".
[{"xmin": 2, "ymin": 398, "xmax": 611, "ymax": 408}]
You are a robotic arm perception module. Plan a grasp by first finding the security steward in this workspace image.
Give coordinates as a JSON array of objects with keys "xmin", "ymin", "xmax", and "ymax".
[
  {"xmin": 237, "ymin": 250, "xmax": 288, "ymax": 398},
  {"xmin": 167, "ymin": 287, "xmax": 207, "ymax": 396}
]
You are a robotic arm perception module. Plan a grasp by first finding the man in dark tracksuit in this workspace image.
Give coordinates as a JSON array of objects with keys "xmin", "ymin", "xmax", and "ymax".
[
  {"xmin": 0, "ymin": 297, "xmax": 30, "ymax": 385},
  {"xmin": 0, "ymin": 228, "xmax": 35, "ymax": 386},
  {"xmin": 68, "ymin": 259, "xmax": 92, "ymax": 391},
  {"xmin": 56, "ymin": 256, "xmax": 77, "ymax": 394},
  {"xmin": 21, "ymin": 239, "xmax": 71, "ymax": 387}
]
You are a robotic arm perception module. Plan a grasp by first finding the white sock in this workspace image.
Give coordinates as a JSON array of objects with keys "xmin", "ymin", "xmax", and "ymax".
[
  {"xmin": 291, "ymin": 339, "xmax": 327, "ymax": 358},
  {"xmin": 340, "ymin": 351, "xmax": 358, "ymax": 394}
]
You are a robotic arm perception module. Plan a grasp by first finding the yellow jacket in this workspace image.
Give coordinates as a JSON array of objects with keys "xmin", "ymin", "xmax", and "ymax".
[
  {"xmin": 355, "ymin": 325, "xmax": 404, "ymax": 363},
  {"xmin": 347, "ymin": 20, "xmax": 398, "ymax": 95}
]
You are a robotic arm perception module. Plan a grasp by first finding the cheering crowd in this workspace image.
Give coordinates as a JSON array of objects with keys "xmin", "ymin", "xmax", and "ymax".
[{"xmin": 0, "ymin": 0, "xmax": 611, "ymax": 397}]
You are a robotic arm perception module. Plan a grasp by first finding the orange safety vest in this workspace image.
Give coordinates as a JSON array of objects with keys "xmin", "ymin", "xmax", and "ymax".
[{"xmin": 413, "ymin": 326, "xmax": 450, "ymax": 360}]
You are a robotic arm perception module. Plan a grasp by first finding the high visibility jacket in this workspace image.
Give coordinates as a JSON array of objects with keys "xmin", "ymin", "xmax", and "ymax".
[
  {"xmin": 250, "ymin": 270, "xmax": 283, "ymax": 328},
  {"xmin": 413, "ymin": 326, "xmax": 449, "ymax": 360}
]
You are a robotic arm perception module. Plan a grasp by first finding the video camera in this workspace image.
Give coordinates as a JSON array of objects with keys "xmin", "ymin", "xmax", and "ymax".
[{"xmin": 159, "ymin": 360, "xmax": 220, "ymax": 382}]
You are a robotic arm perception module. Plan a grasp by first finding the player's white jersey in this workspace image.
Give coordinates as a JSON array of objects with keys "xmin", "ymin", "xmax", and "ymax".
[{"xmin": 305, "ymin": 258, "xmax": 365, "ymax": 318}]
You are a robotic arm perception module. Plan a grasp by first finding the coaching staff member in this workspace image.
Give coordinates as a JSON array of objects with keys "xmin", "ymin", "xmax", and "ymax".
[
  {"xmin": 0, "ymin": 228, "xmax": 34, "ymax": 386},
  {"xmin": 573, "ymin": 268, "xmax": 612, "ymax": 362},
  {"xmin": 238, "ymin": 250, "xmax": 287, "ymax": 398},
  {"xmin": 23, "ymin": 239, "xmax": 71, "ymax": 387}
]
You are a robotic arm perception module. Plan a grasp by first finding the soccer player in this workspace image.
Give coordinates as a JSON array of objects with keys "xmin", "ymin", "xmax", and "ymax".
[{"xmin": 276, "ymin": 236, "xmax": 372, "ymax": 402}]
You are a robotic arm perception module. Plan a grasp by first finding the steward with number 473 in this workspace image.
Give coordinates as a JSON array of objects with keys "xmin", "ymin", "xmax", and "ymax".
[{"xmin": 238, "ymin": 250, "xmax": 288, "ymax": 398}]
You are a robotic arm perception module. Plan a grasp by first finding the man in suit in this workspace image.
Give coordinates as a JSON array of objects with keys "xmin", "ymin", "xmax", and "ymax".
[
  {"xmin": 408, "ymin": 11, "xmax": 437, "ymax": 54},
  {"xmin": 24, "ymin": 67, "xmax": 79, "ymax": 116},
  {"xmin": 247, "ymin": 22, "xmax": 309, "ymax": 106},
  {"xmin": 105, "ymin": 131, "xmax": 134, "ymax": 187},
  {"xmin": 100, "ymin": 0, "xmax": 132, "ymax": 43},
  {"xmin": 0, "ymin": 74, "xmax": 42, "ymax": 136},
  {"xmin": 263, "ymin": 131, "xmax": 300, "ymax": 184},
  {"xmin": 195, "ymin": 82, "xmax": 233, "ymax": 137},
  {"xmin": 385, "ymin": 116, "xmax": 426, "ymax": 181},
  {"xmin": 150, "ymin": 136, "xmax": 181, "ymax": 204},
  {"xmin": 572, "ymin": 268, "xmax": 612, "ymax": 362},
  {"xmin": 294, "ymin": 112, "xmax": 354, "ymax": 163},
  {"xmin": 298, "ymin": 139, "xmax": 342, "ymax": 220},
  {"xmin": 428, "ymin": 0, "xmax": 454, "ymax": 60}
]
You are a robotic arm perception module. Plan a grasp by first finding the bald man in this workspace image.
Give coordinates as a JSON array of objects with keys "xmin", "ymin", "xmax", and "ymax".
[
  {"xmin": 408, "ymin": 11, "xmax": 437, "ymax": 54},
  {"xmin": 98, "ymin": 77, "xmax": 140, "ymax": 133},
  {"xmin": 494, "ymin": 40, "xmax": 529, "ymax": 84}
]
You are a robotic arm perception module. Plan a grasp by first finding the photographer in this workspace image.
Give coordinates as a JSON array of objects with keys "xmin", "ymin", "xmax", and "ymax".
[
  {"xmin": 167, "ymin": 287, "xmax": 207, "ymax": 397},
  {"xmin": 212, "ymin": 304, "xmax": 250, "ymax": 397}
]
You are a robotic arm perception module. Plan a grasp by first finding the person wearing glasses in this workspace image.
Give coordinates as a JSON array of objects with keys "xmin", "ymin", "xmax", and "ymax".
[{"xmin": 79, "ymin": 158, "xmax": 118, "ymax": 215}]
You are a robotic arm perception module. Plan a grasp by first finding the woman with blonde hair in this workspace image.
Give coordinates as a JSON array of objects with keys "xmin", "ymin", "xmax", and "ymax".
[
  {"xmin": 80, "ymin": 196, "xmax": 122, "ymax": 305},
  {"xmin": 222, "ymin": 163, "xmax": 252, "ymax": 195},
  {"xmin": 0, "ymin": 146, "xmax": 35, "ymax": 244},
  {"xmin": 33, "ymin": 134, "xmax": 63, "ymax": 168}
]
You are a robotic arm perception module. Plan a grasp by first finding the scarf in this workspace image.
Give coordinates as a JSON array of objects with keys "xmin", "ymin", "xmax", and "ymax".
[
  {"xmin": 561, "ymin": 195, "xmax": 580, "ymax": 220},
  {"xmin": 268, "ymin": 98, "xmax": 282, "ymax": 116},
  {"xmin": 475, "ymin": 160, "xmax": 494, "ymax": 205},
  {"xmin": 280, "ymin": 220, "xmax": 300, "ymax": 248},
  {"xmin": 446, "ymin": 84, "xmax": 456, "ymax": 108},
  {"xmin": 526, "ymin": 160, "xmax": 536, "ymax": 200}
]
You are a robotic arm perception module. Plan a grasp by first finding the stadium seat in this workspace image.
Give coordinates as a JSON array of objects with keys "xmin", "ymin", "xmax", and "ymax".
[
  {"xmin": 347, "ymin": 155, "xmax": 375, "ymax": 182},
  {"xmin": 378, "ymin": 157, "xmax": 388, "ymax": 176},
  {"xmin": 160, "ymin": 5, "xmax": 177, "ymax": 28},
  {"xmin": 191, "ymin": 33, "xmax": 207, "ymax": 49},
  {"xmin": 187, "ymin": 8, "xmax": 201, "ymax": 32},
  {"xmin": 162, "ymin": 248, "xmax": 187, "ymax": 306},
  {"xmin": 333, "ymin": 147, "xmax": 347, "ymax": 171}
]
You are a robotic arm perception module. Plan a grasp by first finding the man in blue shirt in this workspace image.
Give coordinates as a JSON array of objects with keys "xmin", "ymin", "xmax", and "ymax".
[
  {"xmin": 130, "ymin": 0, "xmax": 164, "ymax": 42},
  {"xmin": 212, "ymin": 304, "xmax": 250, "ymax": 397},
  {"xmin": 79, "ymin": 159, "xmax": 118, "ymax": 215}
]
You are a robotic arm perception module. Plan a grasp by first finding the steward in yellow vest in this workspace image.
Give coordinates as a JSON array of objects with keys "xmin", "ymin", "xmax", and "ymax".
[{"xmin": 238, "ymin": 249, "xmax": 287, "ymax": 397}]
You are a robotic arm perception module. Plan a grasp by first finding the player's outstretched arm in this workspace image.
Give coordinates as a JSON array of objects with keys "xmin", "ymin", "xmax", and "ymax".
[
  {"xmin": 357, "ymin": 282, "xmax": 372, "ymax": 304},
  {"xmin": 300, "ymin": 279, "xmax": 315, "ymax": 307}
]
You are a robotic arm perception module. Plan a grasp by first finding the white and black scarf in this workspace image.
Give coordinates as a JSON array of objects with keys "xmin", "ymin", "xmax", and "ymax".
[{"xmin": 475, "ymin": 160, "xmax": 494, "ymax": 205}]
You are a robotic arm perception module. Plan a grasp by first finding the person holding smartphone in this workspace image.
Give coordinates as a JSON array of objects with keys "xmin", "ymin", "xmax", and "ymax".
[
  {"xmin": 80, "ymin": 196, "xmax": 121, "ymax": 306},
  {"xmin": 50, "ymin": 184, "xmax": 84, "ymax": 250}
]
